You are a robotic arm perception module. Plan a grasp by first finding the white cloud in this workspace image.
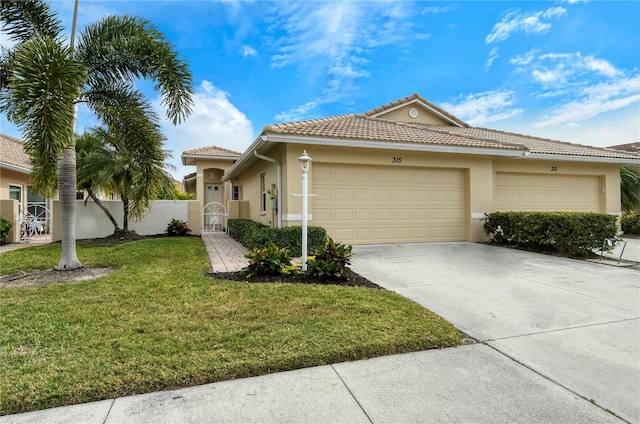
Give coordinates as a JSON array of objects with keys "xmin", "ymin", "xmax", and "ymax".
[
  {"xmin": 242, "ymin": 45, "xmax": 257, "ymax": 58},
  {"xmin": 441, "ymin": 90, "xmax": 523, "ymax": 126},
  {"xmin": 267, "ymin": 1, "xmax": 420, "ymax": 118},
  {"xmin": 525, "ymin": 52, "xmax": 622, "ymax": 89},
  {"xmin": 510, "ymin": 49, "xmax": 538, "ymax": 66},
  {"xmin": 486, "ymin": 47, "xmax": 499, "ymax": 68},
  {"xmin": 274, "ymin": 101, "xmax": 318, "ymax": 123},
  {"xmin": 536, "ymin": 75, "xmax": 640, "ymax": 127},
  {"xmin": 486, "ymin": 7, "xmax": 567, "ymax": 44},
  {"xmin": 156, "ymin": 81, "xmax": 254, "ymax": 179}
]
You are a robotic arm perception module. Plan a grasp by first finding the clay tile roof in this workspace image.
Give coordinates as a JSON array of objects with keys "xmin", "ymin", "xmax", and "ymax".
[
  {"xmin": 265, "ymin": 115, "xmax": 523, "ymax": 151},
  {"xmin": 0, "ymin": 133, "xmax": 32, "ymax": 171},
  {"xmin": 182, "ymin": 145, "xmax": 242, "ymax": 158},
  {"xmin": 427, "ymin": 126, "xmax": 640, "ymax": 160},
  {"xmin": 608, "ymin": 142, "xmax": 640, "ymax": 153}
]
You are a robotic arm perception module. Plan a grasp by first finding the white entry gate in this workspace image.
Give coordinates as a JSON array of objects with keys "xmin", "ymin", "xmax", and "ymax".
[{"xmin": 203, "ymin": 202, "xmax": 228, "ymax": 233}]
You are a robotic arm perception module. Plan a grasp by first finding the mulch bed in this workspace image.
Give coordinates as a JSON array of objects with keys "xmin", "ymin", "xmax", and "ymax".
[{"xmin": 208, "ymin": 270, "xmax": 383, "ymax": 289}]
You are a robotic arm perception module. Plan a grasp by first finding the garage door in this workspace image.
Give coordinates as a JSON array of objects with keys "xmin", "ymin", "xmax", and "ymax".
[
  {"xmin": 495, "ymin": 173, "xmax": 601, "ymax": 212},
  {"xmin": 312, "ymin": 164, "xmax": 465, "ymax": 244}
]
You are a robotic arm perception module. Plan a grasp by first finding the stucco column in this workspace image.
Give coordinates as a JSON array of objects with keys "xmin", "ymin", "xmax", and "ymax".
[{"xmin": 467, "ymin": 161, "xmax": 494, "ymax": 242}]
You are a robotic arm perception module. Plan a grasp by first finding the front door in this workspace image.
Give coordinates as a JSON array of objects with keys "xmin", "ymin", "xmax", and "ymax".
[{"xmin": 205, "ymin": 184, "xmax": 222, "ymax": 205}]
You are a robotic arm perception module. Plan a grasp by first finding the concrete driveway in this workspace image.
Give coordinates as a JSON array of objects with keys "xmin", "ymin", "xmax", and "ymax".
[{"xmin": 351, "ymin": 243, "xmax": 640, "ymax": 424}]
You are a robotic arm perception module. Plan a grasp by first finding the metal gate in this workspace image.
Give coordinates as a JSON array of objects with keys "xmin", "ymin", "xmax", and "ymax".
[
  {"xmin": 20, "ymin": 204, "xmax": 52, "ymax": 240},
  {"xmin": 202, "ymin": 202, "xmax": 228, "ymax": 233}
]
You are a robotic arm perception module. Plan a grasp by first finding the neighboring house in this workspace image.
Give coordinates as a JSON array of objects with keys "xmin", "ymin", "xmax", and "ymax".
[
  {"xmin": 183, "ymin": 93, "xmax": 640, "ymax": 244},
  {"xmin": 0, "ymin": 133, "xmax": 53, "ymax": 242}
]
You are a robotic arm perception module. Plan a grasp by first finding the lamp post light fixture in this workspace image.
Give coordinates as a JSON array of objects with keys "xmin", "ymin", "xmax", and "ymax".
[{"xmin": 298, "ymin": 150, "xmax": 312, "ymax": 271}]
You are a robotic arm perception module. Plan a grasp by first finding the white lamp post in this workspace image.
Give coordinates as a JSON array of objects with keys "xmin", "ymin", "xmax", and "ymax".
[{"xmin": 298, "ymin": 150, "xmax": 312, "ymax": 271}]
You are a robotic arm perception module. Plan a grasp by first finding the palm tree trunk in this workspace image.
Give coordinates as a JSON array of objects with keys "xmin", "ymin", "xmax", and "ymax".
[
  {"xmin": 85, "ymin": 186, "xmax": 121, "ymax": 232},
  {"xmin": 56, "ymin": 145, "xmax": 83, "ymax": 270},
  {"xmin": 122, "ymin": 196, "xmax": 129, "ymax": 231}
]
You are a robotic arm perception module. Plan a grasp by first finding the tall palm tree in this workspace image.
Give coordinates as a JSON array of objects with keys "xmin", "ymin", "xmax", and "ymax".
[{"xmin": 1, "ymin": 0, "xmax": 193, "ymax": 270}]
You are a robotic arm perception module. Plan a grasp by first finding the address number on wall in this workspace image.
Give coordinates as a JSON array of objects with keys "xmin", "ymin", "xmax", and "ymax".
[
  {"xmin": 550, "ymin": 166, "xmax": 558, "ymax": 172},
  {"xmin": 393, "ymin": 157, "xmax": 402, "ymax": 163}
]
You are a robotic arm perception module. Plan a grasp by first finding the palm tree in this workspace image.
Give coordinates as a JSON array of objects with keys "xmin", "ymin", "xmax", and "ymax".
[
  {"xmin": 621, "ymin": 166, "xmax": 640, "ymax": 212},
  {"xmin": 76, "ymin": 123, "xmax": 176, "ymax": 232},
  {"xmin": 1, "ymin": 0, "xmax": 193, "ymax": 270}
]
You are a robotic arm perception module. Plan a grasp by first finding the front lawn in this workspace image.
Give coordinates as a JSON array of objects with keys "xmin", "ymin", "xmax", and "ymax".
[{"xmin": 0, "ymin": 237, "xmax": 460, "ymax": 415}]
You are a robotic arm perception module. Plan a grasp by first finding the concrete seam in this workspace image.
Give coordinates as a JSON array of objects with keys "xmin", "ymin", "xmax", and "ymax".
[
  {"xmin": 330, "ymin": 365, "xmax": 374, "ymax": 424},
  {"xmin": 486, "ymin": 317, "xmax": 639, "ymax": 342},
  {"xmin": 101, "ymin": 399, "xmax": 116, "ymax": 424},
  {"xmin": 483, "ymin": 343, "xmax": 631, "ymax": 423}
]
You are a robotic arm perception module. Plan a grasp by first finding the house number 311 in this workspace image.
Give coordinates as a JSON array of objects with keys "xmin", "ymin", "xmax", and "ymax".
[{"xmin": 393, "ymin": 157, "xmax": 402, "ymax": 163}]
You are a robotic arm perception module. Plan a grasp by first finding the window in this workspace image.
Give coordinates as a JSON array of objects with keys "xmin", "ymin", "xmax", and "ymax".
[
  {"xmin": 9, "ymin": 184, "xmax": 22, "ymax": 202},
  {"xmin": 76, "ymin": 191, "xmax": 85, "ymax": 200},
  {"xmin": 232, "ymin": 185, "xmax": 242, "ymax": 201},
  {"xmin": 260, "ymin": 173, "xmax": 267, "ymax": 213}
]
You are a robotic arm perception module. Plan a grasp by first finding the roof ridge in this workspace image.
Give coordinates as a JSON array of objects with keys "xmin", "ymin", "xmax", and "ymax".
[
  {"xmin": 183, "ymin": 145, "xmax": 242, "ymax": 156},
  {"xmin": 264, "ymin": 114, "xmax": 356, "ymax": 133},
  {"xmin": 459, "ymin": 125, "xmax": 622, "ymax": 152}
]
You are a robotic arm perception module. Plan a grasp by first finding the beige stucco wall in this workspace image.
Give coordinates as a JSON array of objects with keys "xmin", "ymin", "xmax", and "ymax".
[
  {"xmin": 0, "ymin": 199, "xmax": 20, "ymax": 243},
  {"xmin": 0, "ymin": 168, "xmax": 29, "ymax": 210},
  {"xmin": 230, "ymin": 143, "xmax": 624, "ymax": 244},
  {"xmin": 230, "ymin": 145, "xmax": 286, "ymax": 227}
]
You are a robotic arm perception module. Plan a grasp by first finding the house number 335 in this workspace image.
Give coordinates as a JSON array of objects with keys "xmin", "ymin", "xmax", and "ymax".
[{"xmin": 393, "ymin": 157, "xmax": 402, "ymax": 163}]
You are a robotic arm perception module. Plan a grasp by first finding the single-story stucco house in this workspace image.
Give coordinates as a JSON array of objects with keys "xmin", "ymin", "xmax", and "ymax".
[{"xmin": 181, "ymin": 93, "xmax": 640, "ymax": 244}]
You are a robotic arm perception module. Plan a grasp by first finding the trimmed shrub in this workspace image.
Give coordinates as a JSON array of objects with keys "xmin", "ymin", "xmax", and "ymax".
[
  {"xmin": 228, "ymin": 219, "xmax": 327, "ymax": 256},
  {"xmin": 483, "ymin": 211, "xmax": 617, "ymax": 257},
  {"xmin": 307, "ymin": 237, "xmax": 353, "ymax": 280},
  {"xmin": 621, "ymin": 211, "xmax": 640, "ymax": 235},
  {"xmin": 166, "ymin": 219, "xmax": 192, "ymax": 236},
  {"xmin": 0, "ymin": 216, "xmax": 12, "ymax": 245}
]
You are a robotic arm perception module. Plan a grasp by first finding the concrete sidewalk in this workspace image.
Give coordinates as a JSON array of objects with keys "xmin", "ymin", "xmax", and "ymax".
[{"xmin": 0, "ymin": 345, "xmax": 619, "ymax": 424}]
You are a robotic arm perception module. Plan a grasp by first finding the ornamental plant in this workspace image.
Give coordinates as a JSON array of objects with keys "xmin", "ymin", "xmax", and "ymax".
[
  {"xmin": 243, "ymin": 243, "xmax": 294, "ymax": 277},
  {"xmin": 166, "ymin": 219, "xmax": 192, "ymax": 237},
  {"xmin": 306, "ymin": 237, "xmax": 353, "ymax": 280}
]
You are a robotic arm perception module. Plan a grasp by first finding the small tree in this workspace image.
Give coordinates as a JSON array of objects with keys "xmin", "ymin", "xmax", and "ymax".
[
  {"xmin": 77, "ymin": 125, "xmax": 175, "ymax": 232},
  {"xmin": 621, "ymin": 166, "xmax": 640, "ymax": 212}
]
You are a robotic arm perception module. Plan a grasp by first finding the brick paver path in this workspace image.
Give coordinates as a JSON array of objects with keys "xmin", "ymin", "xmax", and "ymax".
[{"xmin": 201, "ymin": 232, "xmax": 249, "ymax": 272}]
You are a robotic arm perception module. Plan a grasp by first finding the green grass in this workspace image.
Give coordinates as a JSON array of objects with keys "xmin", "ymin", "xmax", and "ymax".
[{"xmin": 0, "ymin": 237, "xmax": 460, "ymax": 415}]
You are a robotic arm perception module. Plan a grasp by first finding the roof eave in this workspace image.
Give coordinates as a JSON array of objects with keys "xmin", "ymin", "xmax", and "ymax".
[
  {"xmin": 524, "ymin": 153, "xmax": 640, "ymax": 165},
  {"xmin": 0, "ymin": 162, "xmax": 31, "ymax": 174},
  {"xmin": 264, "ymin": 134, "xmax": 526, "ymax": 157},
  {"xmin": 222, "ymin": 135, "xmax": 271, "ymax": 182},
  {"xmin": 181, "ymin": 154, "xmax": 240, "ymax": 166}
]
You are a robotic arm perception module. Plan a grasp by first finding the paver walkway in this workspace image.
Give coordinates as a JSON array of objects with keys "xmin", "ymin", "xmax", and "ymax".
[{"xmin": 200, "ymin": 232, "xmax": 249, "ymax": 272}]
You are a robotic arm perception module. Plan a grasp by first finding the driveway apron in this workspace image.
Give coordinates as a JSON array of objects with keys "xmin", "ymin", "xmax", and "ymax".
[{"xmin": 351, "ymin": 242, "xmax": 640, "ymax": 423}]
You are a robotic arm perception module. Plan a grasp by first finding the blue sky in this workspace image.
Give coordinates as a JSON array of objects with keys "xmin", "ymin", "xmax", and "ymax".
[{"xmin": 2, "ymin": 1, "xmax": 639, "ymax": 179}]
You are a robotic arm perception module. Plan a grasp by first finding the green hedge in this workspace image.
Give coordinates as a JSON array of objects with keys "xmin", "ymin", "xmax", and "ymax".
[
  {"xmin": 228, "ymin": 219, "xmax": 327, "ymax": 257},
  {"xmin": 483, "ymin": 211, "xmax": 617, "ymax": 257},
  {"xmin": 0, "ymin": 216, "xmax": 12, "ymax": 245},
  {"xmin": 621, "ymin": 211, "xmax": 640, "ymax": 235}
]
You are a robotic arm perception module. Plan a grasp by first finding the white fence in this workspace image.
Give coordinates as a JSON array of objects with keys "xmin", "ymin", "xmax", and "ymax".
[{"xmin": 53, "ymin": 200, "xmax": 199, "ymax": 240}]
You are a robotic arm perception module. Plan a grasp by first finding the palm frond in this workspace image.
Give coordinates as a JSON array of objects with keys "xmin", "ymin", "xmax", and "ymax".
[
  {"xmin": 0, "ymin": 0, "xmax": 63, "ymax": 42},
  {"xmin": 76, "ymin": 14, "xmax": 193, "ymax": 124},
  {"xmin": 4, "ymin": 37, "xmax": 85, "ymax": 195}
]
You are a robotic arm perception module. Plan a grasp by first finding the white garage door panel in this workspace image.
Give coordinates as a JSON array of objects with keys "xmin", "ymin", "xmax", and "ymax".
[
  {"xmin": 313, "ymin": 164, "xmax": 465, "ymax": 244},
  {"xmin": 496, "ymin": 173, "xmax": 600, "ymax": 212}
]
